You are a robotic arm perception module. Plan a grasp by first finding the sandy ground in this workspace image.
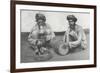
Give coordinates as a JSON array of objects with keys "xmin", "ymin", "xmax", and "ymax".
[{"xmin": 21, "ymin": 32, "xmax": 89, "ymax": 63}]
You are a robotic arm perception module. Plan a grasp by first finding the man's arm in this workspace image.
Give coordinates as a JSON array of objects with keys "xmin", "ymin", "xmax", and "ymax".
[
  {"xmin": 69, "ymin": 27, "xmax": 82, "ymax": 48},
  {"xmin": 45, "ymin": 24, "xmax": 55, "ymax": 41},
  {"xmin": 63, "ymin": 29, "xmax": 69, "ymax": 45},
  {"xmin": 28, "ymin": 26, "xmax": 38, "ymax": 45}
]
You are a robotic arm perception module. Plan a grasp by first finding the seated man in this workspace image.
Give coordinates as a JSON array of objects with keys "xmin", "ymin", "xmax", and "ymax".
[
  {"xmin": 63, "ymin": 15, "xmax": 87, "ymax": 50},
  {"xmin": 28, "ymin": 13, "xmax": 55, "ymax": 55}
]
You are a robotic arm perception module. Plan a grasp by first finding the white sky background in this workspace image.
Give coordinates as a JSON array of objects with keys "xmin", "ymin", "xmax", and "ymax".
[{"xmin": 21, "ymin": 10, "xmax": 90, "ymax": 32}]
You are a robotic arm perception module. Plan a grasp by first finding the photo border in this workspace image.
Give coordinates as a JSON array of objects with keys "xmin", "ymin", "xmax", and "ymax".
[{"xmin": 10, "ymin": 0, "xmax": 97, "ymax": 73}]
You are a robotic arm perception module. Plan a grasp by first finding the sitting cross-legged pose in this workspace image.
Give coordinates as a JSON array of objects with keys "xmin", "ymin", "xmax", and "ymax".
[
  {"xmin": 28, "ymin": 13, "xmax": 55, "ymax": 55},
  {"xmin": 63, "ymin": 15, "xmax": 87, "ymax": 50}
]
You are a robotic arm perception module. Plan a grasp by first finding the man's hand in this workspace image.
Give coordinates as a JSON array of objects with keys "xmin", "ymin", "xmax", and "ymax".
[
  {"xmin": 36, "ymin": 40, "xmax": 42, "ymax": 45},
  {"xmin": 46, "ymin": 35, "xmax": 51, "ymax": 41},
  {"xmin": 69, "ymin": 31, "xmax": 76, "ymax": 36},
  {"xmin": 69, "ymin": 42, "xmax": 77, "ymax": 48},
  {"xmin": 69, "ymin": 30, "xmax": 78, "ymax": 40}
]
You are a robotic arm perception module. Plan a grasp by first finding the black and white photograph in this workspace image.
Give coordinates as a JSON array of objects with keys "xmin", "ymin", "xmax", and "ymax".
[
  {"xmin": 20, "ymin": 10, "xmax": 89, "ymax": 63},
  {"xmin": 11, "ymin": 1, "xmax": 96, "ymax": 72}
]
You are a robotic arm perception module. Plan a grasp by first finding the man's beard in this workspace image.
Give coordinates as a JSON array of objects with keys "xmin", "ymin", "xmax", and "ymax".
[
  {"xmin": 38, "ymin": 22, "xmax": 45, "ymax": 26},
  {"xmin": 70, "ymin": 25, "xmax": 75, "ymax": 30}
]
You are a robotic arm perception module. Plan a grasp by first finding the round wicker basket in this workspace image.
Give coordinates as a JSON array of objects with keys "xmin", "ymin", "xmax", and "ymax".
[
  {"xmin": 53, "ymin": 40, "xmax": 69, "ymax": 56},
  {"xmin": 58, "ymin": 43, "xmax": 69, "ymax": 56}
]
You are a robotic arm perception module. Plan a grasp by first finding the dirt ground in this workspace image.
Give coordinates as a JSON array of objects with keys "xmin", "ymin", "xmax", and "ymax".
[{"xmin": 21, "ymin": 31, "xmax": 89, "ymax": 63}]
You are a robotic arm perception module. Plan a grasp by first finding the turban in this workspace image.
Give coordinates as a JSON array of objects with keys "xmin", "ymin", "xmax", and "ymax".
[
  {"xmin": 35, "ymin": 13, "xmax": 46, "ymax": 22},
  {"xmin": 67, "ymin": 15, "xmax": 77, "ymax": 22}
]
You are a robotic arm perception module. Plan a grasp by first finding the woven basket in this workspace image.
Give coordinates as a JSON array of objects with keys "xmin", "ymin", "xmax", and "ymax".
[{"xmin": 53, "ymin": 40, "xmax": 69, "ymax": 56}]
